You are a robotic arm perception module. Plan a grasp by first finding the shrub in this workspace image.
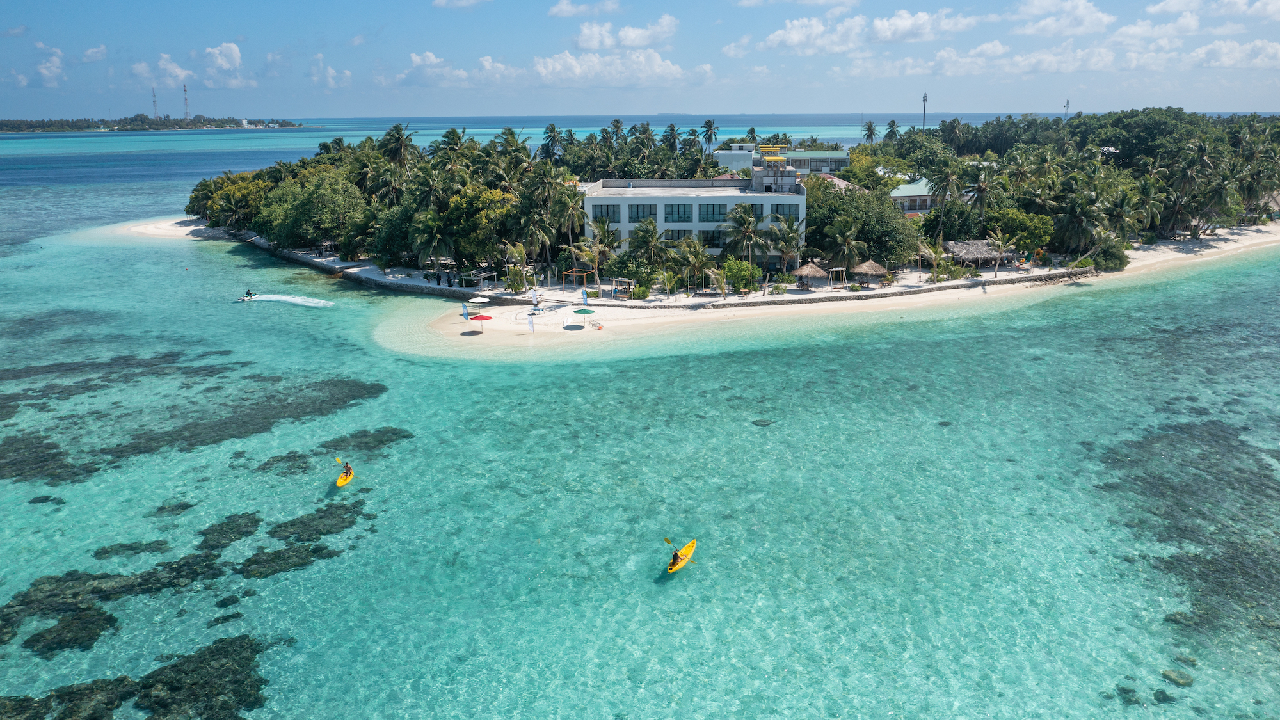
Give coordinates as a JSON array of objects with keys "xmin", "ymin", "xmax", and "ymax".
[
  {"xmin": 586, "ymin": 290, "xmax": 600, "ymax": 298},
  {"xmin": 773, "ymin": 272, "xmax": 797, "ymax": 284},
  {"xmin": 631, "ymin": 286, "xmax": 650, "ymax": 300},
  {"xmin": 1074, "ymin": 257, "xmax": 1095, "ymax": 268},
  {"xmin": 1092, "ymin": 238, "xmax": 1130, "ymax": 271},
  {"xmin": 769, "ymin": 284, "xmax": 789, "ymax": 295},
  {"xmin": 722, "ymin": 257, "xmax": 762, "ymax": 292}
]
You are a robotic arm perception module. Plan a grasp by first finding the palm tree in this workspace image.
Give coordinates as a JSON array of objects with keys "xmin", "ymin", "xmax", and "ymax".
[
  {"xmin": 540, "ymin": 124, "xmax": 563, "ymax": 161},
  {"xmin": 884, "ymin": 120, "xmax": 900, "ymax": 144},
  {"xmin": 700, "ymin": 119, "xmax": 719, "ymax": 155},
  {"xmin": 774, "ymin": 234, "xmax": 802, "ymax": 274},
  {"xmin": 966, "ymin": 165, "xmax": 1000, "ymax": 228},
  {"xmin": 661, "ymin": 123, "xmax": 680, "ymax": 153},
  {"xmin": 377, "ymin": 124, "xmax": 418, "ymax": 168},
  {"xmin": 1105, "ymin": 190, "xmax": 1140, "ymax": 244},
  {"xmin": 1135, "ymin": 177, "xmax": 1165, "ymax": 232},
  {"xmin": 628, "ymin": 219, "xmax": 667, "ymax": 267},
  {"xmin": 827, "ymin": 215, "xmax": 865, "ymax": 273},
  {"xmin": 918, "ymin": 241, "xmax": 945, "ymax": 283},
  {"xmin": 987, "ymin": 228, "xmax": 1015, "ymax": 278},
  {"xmin": 677, "ymin": 237, "xmax": 712, "ymax": 291},
  {"xmin": 927, "ymin": 159, "xmax": 963, "ymax": 244},
  {"xmin": 766, "ymin": 215, "xmax": 804, "ymax": 272},
  {"xmin": 722, "ymin": 203, "xmax": 764, "ymax": 264},
  {"xmin": 862, "ymin": 121, "xmax": 878, "ymax": 144}
]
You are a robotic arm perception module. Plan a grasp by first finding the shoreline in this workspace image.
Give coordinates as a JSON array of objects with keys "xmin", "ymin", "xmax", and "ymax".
[{"xmin": 119, "ymin": 216, "xmax": 1280, "ymax": 357}]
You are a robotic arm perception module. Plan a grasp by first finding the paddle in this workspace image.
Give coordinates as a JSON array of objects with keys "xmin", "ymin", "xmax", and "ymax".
[{"xmin": 664, "ymin": 538, "xmax": 696, "ymax": 564}]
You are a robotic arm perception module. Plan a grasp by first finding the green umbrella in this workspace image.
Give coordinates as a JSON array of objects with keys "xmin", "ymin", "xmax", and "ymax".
[{"xmin": 573, "ymin": 308, "xmax": 595, "ymax": 315}]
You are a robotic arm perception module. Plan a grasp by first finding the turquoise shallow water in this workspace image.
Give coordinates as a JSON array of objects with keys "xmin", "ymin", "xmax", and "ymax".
[{"xmin": 3, "ymin": 127, "xmax": 1280, "ymax": 719}]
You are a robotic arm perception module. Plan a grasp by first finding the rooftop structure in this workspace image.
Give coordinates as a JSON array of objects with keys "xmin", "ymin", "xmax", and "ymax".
[
  {"xmin": 889, "ymin": 178, "xmax": 937, "ymax": 217},
  {"xmin": 713, "ymin": 145, "xmax": 850, "ymax": 177}
]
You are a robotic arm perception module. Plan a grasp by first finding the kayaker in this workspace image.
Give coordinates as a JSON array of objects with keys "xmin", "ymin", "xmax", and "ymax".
[
  {"xmin": 342, "ymin": 461, "xmax": 352, "ymax": 477},
  {"xmin": 671, "ymin": 549, "xmax": 682, "ymax": 566}
]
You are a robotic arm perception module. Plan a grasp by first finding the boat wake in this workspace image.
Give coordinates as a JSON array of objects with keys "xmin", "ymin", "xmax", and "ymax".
[{"xmin": 241, "ymin": 294, "xmax": 335, "ymax": 308}]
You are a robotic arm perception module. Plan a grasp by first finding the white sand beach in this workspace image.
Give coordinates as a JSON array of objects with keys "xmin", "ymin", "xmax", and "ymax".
[{"xmin": 119, "ymin": 216, "xmax": 1280, "ymax": 358}]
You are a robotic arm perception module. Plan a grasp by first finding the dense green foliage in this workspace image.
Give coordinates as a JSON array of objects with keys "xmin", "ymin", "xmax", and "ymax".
[
  {"xmin": 187, "ymin": 108, "xmax": 1279, "ymax": 284},
  {"xmin": 0, "ymin": 115, "xmax": 296, "ymax": 132}
]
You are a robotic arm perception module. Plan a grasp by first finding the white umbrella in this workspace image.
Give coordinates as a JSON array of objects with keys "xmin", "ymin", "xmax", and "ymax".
[{"xmin": 469, "ymin": 297, "xmax": 490, "ymax": 304}]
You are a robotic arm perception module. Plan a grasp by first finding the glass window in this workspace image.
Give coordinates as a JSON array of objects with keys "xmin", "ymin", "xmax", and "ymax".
[
  {"xmin": 771, "ymin": 204, "xmax": 799, "ymax": 221},
  {"xmin": 628, "ymin": 204, "xmax": 657, "ymax": 223},
  {"xmin": 592, "ymin": 204, "xmax": 620, "ymax": 223},
  {"xmin": 664, "ymin": 204, "xmax": 692, "ymax": 223},
  {"xmin": 664, "ymin": 229, "xmax": 692, "ymax": 242},
  {"xmin": 751, "ymin": 204, "xmax": 765, "ymax": 219},
  {"xmin": 698, "ymin": 204, "xmax": 726, "ymax": 223},
  {"xmin": 699, "ymin": 230, "xmax": 726, "ymax": 248}
]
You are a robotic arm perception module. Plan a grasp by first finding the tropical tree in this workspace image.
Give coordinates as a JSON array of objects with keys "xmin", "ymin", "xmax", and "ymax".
[
  {"xmin": 701, "ymin": 119, "xmax": 719, "ymax": 155},
  {"xmin": 766, "ymin": 215, "xmax": 804, "ymax": 272},
  {"xmin": 884, "ymin": 120, "xmax": 900, "ymax": 144},
  {"xmin": 827, "ymin": 215, "xmax": 866, "ymax": 272},
  {"xmin": 987, "ymin": 228, "xmax": 1015, "ymax": 278},
  {"xmin": 377, "ymin": 124, "xmax": 418, "ymax": 167},
  {"xmin": 919, "ymin": 241, "xmax": 945, "ymax": 283},
  {"xmin": 863, "ymin": 121, "xmax": 878, "ymax": 144},
  {"xmin": 722, "ymin": 203, "xmax": 767, "ymax": 264},
  {"xmin": 926, "ymin": 159, "xmax": 964, "ymax": 245},
  {"xmin": 627, "ymin": 219, "xmax": 669, "ymax": 267},
  {"xmin": 677, "ymin": 236, "xmax": 713, "ymax": 291}
]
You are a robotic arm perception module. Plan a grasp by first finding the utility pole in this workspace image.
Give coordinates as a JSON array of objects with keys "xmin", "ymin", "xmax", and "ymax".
[
  {"xmin": 922, "ymin": 92, "xmax": 928, "ymax": 128},
  {"xmin": 152, "ymin": 88, "xmax": 158, "ymax": 120},
  {"xmin": 184, "ymin": 84, "xmax": 190, "ymax": 121}
]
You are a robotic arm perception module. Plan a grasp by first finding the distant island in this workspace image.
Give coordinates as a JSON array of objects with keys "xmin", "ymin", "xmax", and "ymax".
[{"xmin": 0, "ymin": 114, "xmax": 299, "ymax": 133}]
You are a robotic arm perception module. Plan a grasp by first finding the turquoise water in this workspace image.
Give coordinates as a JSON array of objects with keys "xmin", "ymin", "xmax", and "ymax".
[{"xmin": 3, "ymin": 127, "xmax": 1280, "ymax": 718}]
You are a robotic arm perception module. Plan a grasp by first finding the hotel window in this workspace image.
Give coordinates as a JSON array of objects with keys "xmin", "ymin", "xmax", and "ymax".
[
  {"xmin": 664, "ymin": 229, "xmax": 693, "ymax": 242},
  {"xmin": 592, "ymin": 204, "xmax": 620, "ymax": 224},
  {"xmin": 699, "ymin": 230, "xmax": 726, "ymax": 248},
  {"xmin": 771, "ymin": 204, "xmax": 799, "ymax": 221},
  {"xmin": 748, "ymin": 204, "xmax": 765, "ymax": 220},
  {"xmin": 664, "ymin": 204, "xmax": 692, "ymax": 223},
  {"xmin": 698, "ymin": 204, "xmax": 726, "ymax": 223},
  {"xmin": 628, "ymin": 204, "xmax": 657, "ymax": 223}
]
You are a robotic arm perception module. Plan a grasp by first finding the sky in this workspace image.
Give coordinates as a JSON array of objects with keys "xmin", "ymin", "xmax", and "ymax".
[{"xmin": 1, "ymin": 0, "xmax": 1278, "ymax": 120}]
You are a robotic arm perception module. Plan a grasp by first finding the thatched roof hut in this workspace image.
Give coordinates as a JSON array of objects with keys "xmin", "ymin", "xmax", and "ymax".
[
  {"xmin": 793, "ymin": 262, "xmax": 829, "ymax": 278},
  {"xmin": 944, "ymin": 240, "xmax": 1013, "ymax": 265},
  {"xmin": 851, "ymin": 260, "xmax": 888, "ymax": 277}
]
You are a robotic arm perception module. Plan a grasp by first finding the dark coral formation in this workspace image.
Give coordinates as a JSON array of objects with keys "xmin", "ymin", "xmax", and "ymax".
[
  {"xmin": 28, "ymin": 495, "xmax": 64, "ymax": 505},
  {"xmin": 253, "ymin": 451, "xmax": 312, "ymax": 475},
  {"xmin": 196, "ymin": 513, "xmax": 261, "ymax": 552},
  {"xmin": 0, "ymin": 553, "xmax": 224, "ymax": 650},
  {"xmin": 266, "ymin": 500, "xmax": 371, "ymax": 544},
  {"xmin": 21, "ymin": 608, "xmax": 118, "ymax": 660},
  {"xmin": 206, "ymin": 612, "xmax": 243, "ymax": 628},
  {"xmin": 151, "ymin": 500, "xmax": 195, "ymax": 517},
  {"xmin": 0, "ymin": 432, "xmax": 98, "ymax": 485},
  {"xmin": 215, "ymin": 595, "xmax": 240, "ymax": 609},
  {"xmin": 237, "ymin": 545, "xmax": 341, "ymax": 579},
  {"xmin": 0, "ymin": 635, "xmax": 268, "ymax": 720},
  {"xmin": 1101, "ymin": 419, "xmax": 1280, "ymax": 650},
  {"xmin": 100, "ymin": 379, "xmax": 386, "ymax": 460},
  {"xmin": 319, "ymin": 426, "xmax": 414, "ymax": 454},
  {"xmin": 93, "ymin": 540, "xmax": 170, "ymax": 560}
]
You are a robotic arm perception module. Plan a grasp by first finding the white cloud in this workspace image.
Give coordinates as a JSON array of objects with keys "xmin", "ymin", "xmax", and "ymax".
[
  {"xmin": 10, "ymin": 69, "xmax": 29, "ymax": 86},
  {"xmin": 1213, "ymin": 0, "xmax": 1280, "ymax": 19},
  {"xmin": 872, "ymin": 10, "xmax": 978, "ymax": 42},
  {"xmin": 617, "ymin": 14, "xmax": 679, "ymax": 46},
  {"xmin": 4, "ymin": 25, "xmax": 26, "ymax": 37},
  {"xmin": 1186, "ymin": 38, "xmax": 1280, "ymax": 66},
  {"xmin": 1015, "ymin": 0, "xmax": 1116, "ymax": 35},
  {"xmin": 548, "ymin": 0, "xmax": 619, "ymax": 16},
  {"xmin": 1002, "ymin": 40, "xmax": 1116, "ymax": 71},
  {"xmin": 351, "ymin": 34, "xmax": 365, "ymax": 46},
  {"xmin": 532, "ymin": 48, "xmax": 685, "ymax": 86},
  {"xmin": 411, "ymin": 51, "xmax": 445, "ymax": 67},
  {"xmin": 432, "ymin": 0, "xmax": 492, "ymax": 6},
  {"xmin": 204, "ymin": 43, "xmax": 241, "ymax": 71},
  {"xmin": 35, "ymin": 43, "xmax": 64, "ymax": 87},
  {"xmin": 1111, "ymin": 11, "xmax": 1199, "ymax": 50},
  {"xmin": 82, "ymin": 45, "xmax": 107, "ymax": 62},
  {"xmin": 311, "ymin": 53, "xmax": 352, "ymax": 89},
  {"xmin": 202, "ymin": 42, "xmax": 254, "ymax": 88},
  {"xmin": 473, "ymin": 56, "xmax": 524, "ymax": 81},
  {"xmin": 1147, "ymin": 0, "xmax": 1200, "ymax": 11},
  {"xmin": 722, "ymin": 34, "xmax": 752, "ymax": 57},
  {"xmin": 156, "ymin": 54, "xmax": 194, "ymax": 87},
  {"xmin": 764, "ymin": 16, "xmax": 867, "ymax": 54},
  {"xmin": 578, "ymin": 22, "xmax": 616, "ymax": 49}
]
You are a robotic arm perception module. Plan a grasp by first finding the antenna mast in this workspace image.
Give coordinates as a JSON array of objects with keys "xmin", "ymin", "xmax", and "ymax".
[
  {"xmin": 922, "ymin": 92, "xmax": 928, "ymax": 128},
  {"xmin": 1064, "ymin": 99, "xmax": 1069, "ymax": 121},
  {"xmin": 152, "ymin": 88, "xmax": 159, "ymax": 120},
  {"xmin": 184, "ymin": 85, "xmax": 190, "ymax": 121}
]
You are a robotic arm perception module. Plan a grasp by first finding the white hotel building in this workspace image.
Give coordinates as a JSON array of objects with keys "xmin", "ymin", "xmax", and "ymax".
[{"xmin": 580, "ymin": 159, "xmax": 806, "ymax": 266}]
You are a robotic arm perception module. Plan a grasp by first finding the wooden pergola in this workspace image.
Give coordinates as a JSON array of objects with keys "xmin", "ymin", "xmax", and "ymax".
[
  {"xmin": 561, "ymin": 268, "xmax": 592, "ymax": 289},
  {"xmin": 608, "ymin": 277, "xmax": 635, "ymax": 298}
]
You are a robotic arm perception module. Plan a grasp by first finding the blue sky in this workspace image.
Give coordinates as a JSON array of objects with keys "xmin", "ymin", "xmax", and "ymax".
[{"xmin": 2, "ymin": 0, "xmax": 1278, "ymax": 119}]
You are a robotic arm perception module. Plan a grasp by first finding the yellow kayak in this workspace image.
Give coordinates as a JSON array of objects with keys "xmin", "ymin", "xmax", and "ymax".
[
  {"xmin": 336, "ymin": 469, "xmax": 354, "ymax": 487},
  {"xmin": 667, "ymin": 539, "xmax": 696, "ymax": 573}
]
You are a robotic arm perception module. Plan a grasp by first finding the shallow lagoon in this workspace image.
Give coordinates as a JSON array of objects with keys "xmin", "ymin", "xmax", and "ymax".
[{"xmin": 2, "ymin": 128, "xmax": 1280, "ymax": 718}]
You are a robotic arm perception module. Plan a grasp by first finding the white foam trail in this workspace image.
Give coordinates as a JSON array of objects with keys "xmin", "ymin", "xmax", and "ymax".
[{"xmin": 244, "ymin": 295, "xmax": 334, "ymax": 308}]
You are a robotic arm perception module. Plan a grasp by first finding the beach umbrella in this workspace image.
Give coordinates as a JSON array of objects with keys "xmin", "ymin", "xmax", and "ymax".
[
  {"xmin": 573, "ymin": 308, "xmax": 595, "ymax": 315},
  {"xmin": 470, "ymin": 314, "xmax": 493, "ymax": 332},
  {"xmin": 469, "ymin": 297, "xmax": 490, "ymax": 304}
]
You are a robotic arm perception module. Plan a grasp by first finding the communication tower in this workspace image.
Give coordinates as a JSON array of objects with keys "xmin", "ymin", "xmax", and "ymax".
[
  {"xmin": 922, "ymin": 92, "xmax": 928, "ymax": 128},
  {"xmin": 184, "ymin": 85, "xmax": 190, "ymax": 121},
  {"xmin": 152, "ymin": 88, "xmax": 158, "ymax": 120}
]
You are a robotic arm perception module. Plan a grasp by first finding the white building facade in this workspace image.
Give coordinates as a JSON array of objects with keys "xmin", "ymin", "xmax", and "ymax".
[{"xmin": 581, "ymin": 174, "xmax": 805, "ymax": 267}]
